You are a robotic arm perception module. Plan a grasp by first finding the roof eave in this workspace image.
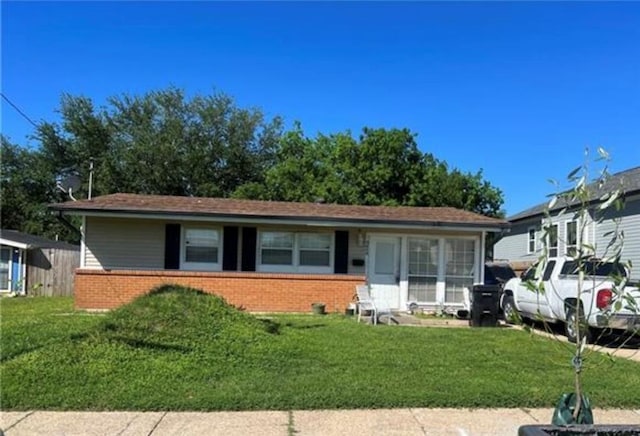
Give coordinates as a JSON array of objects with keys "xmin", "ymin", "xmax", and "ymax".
[
  {"xmin": 0, "ymin": 238, "xmax": 31, "ymax": 250},
  {"xmin": 509, "ymin": 188, "xmax": 640, "ymax": 223},
  {"xmin": 51, "ymin": 206, "xmax": 508, "ymax": 232}
]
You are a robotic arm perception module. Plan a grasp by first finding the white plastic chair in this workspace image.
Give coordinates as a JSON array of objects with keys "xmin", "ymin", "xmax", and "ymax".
[
  {"xmin": 355, "ymin": 285, "xmax": 378, "ymax": 325},
  {"xmin": 355, "ymin": 285, "xmax": 397, "ymax": 325}
]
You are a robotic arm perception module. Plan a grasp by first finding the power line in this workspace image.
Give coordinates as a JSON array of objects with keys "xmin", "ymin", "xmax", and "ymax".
[{"xmin": 1, "ymin": 92, "xmax": 39, "ymax": 128}]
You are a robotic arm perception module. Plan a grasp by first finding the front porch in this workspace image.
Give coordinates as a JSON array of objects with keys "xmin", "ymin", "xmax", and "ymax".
[{"xmin": 365, "ymin": 233, "xmax": 484, "ymax": 314}]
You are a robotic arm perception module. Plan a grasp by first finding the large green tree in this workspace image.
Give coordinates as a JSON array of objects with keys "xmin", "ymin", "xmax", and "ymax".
[
  {"xmin": 234, "ymin": 126, "xmax": 504, "ymax": 217},
  {"xmin": 35, "ymin": 88, "xmax": 283, "ymax": 199}
]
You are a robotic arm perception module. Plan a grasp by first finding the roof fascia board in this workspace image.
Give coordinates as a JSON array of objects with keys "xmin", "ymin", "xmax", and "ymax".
[
  {"xmin": 0, "ymin": 238, "xmax": 30, "ymax": 249},
  {"xmin": 65, "ymin": 210, "xmax": 506, "ymax": 233}
]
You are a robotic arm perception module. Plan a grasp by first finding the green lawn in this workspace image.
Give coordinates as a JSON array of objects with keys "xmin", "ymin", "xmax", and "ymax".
[{"xmin": 1, "ymin": 287, "xmax": 639, "ymax": 411}]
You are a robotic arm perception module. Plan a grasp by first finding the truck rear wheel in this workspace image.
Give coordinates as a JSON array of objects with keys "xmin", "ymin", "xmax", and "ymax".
[
  {"xmin": 565, "ymin": 305, "xmax": 593, "ymax": 344},
  {"xmin": 502, "ymin": 295, "xmax": 517, "ymax": 324}
]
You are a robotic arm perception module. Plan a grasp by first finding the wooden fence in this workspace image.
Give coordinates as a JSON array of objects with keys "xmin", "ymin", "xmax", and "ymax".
[{"xmin": 27, "ymin": 247, "xmax": 80, "ymax": 297}]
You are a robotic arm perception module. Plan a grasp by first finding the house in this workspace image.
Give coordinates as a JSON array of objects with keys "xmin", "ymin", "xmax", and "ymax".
[
  {"xmin": 50, "ymin": 194, "xmax": 508, "ymax": 312},
  {"xmin": 494, "ymin": 166, "xmax": 640, "ymax": 281},
  {"xmin": 0, "ymin": 229, "xmax": 80, "ymax": 296}
]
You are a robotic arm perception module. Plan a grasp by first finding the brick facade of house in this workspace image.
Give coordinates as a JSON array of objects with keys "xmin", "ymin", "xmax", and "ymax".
[{"xmin": 74, "ymin": 269, "xmax": 365, "ymax": 312}]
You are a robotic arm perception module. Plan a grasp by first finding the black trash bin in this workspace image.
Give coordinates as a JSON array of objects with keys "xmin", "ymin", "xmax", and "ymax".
[{"xmin": 470, "ymin": 284, "xmax": 501, "ymax": 327}]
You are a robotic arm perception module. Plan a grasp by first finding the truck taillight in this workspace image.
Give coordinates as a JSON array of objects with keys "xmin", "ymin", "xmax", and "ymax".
[{"xmin": 596, "ymin": 289, "xmax": 613, "ymax": 309}]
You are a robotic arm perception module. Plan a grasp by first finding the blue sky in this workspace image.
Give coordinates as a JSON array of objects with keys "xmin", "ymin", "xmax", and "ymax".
[{"xmin": 2, "ymin": 2, "xmax": 639, "ymax": 216}]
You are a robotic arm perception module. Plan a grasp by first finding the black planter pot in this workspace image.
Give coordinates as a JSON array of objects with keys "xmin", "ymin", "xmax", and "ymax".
[{"xmin": 518, "ymin": 424, "xmax": 640, "ymax": 435}]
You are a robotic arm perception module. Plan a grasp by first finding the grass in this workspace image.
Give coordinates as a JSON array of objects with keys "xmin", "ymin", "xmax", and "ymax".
[{"xmin": 1, "ymin": 286, "xmax": 639, "ymax": 411}]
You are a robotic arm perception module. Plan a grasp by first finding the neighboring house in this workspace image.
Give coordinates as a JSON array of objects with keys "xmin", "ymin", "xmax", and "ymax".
[
  {"xmin": 0, "ymin": 230, "xmax": 80, "ymax": 296},
  {"xmin": 51, "ymin": 193, "xmax": 508, "ymax": 312},
  {"xmin": 494, "ymin": 166, "xmax": 640, "ymax": 281}
]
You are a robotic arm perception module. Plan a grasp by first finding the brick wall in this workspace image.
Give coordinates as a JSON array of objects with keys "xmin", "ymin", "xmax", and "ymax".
[{"xmin": 74, "ymin": 269, "xmax": 365, "ymax": 312}]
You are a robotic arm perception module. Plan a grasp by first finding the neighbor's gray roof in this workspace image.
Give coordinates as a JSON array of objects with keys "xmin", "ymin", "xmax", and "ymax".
[
  {"xmin": 509, "ymin": 166, "xmax": 640, "ymax": 222},
  {"xmin": 50, "ymin": 193, "xmax": 508, "ymax": 230},
  {"xmin": 0, "ymin": 229, "xmax": 79, "ymax": 250}
]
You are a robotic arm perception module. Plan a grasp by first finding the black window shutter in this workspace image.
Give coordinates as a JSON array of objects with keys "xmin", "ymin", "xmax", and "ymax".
[
  {"xmin": 164, "ymin": 224, "xmax": 181, "ymax": 270},
  {"xmin": 334, "ymin": 230, "xmax": 349, "ymax": 274},
  {"xmin": 241, "ymin": 227, "xmax": 257, "ymax": 271},
  {"xmin": 223, "ymin": 226, "xmax": 239, "ymax": 271}
]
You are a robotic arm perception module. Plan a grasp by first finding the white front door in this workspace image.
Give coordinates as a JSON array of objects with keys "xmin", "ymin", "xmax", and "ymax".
[{"xmin": 368, "ymin": 236, "xmax": 401, "ymax": 309}]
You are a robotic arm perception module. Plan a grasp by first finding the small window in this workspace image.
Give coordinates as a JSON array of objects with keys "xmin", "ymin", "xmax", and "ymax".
[
  {"xmin": 183, "ymin": 228, "xmax": 220, "ymax": 269},
  {"xmin": 546, "ymin": 224, "xmax": 558, "ymax": 257},
  {"xmin": 527, "ymin": 228, "xmax": 536, "ymax": 253},
  {"xmin": 566, "ymin": 221, "xmax": 578, "ymax": 256},
  {"xmin": 261, "ymin": 232, "xmax": 294, "ymax": 265}
]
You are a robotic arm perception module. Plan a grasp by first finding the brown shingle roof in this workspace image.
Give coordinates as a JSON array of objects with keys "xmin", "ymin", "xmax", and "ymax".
[{"xmin": 51, "ymin": 193, "xmax": 508, "ymax": 229}]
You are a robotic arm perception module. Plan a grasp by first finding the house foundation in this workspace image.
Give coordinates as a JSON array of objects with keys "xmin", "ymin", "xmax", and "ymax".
[{"xmin": 74, "ymin": 269, "xmax": 364, "ymax": 312}]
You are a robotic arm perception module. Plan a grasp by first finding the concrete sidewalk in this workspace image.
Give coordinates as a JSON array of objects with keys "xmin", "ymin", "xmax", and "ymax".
[{"xmin": 2, "ymin": 408, "xmax": 639, "ymax": 436}]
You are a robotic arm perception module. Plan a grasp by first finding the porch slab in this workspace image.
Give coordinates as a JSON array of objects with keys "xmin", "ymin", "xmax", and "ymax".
[{"xmin": 387, "ymin": 312, "xmax": 470, "ymax": 328}]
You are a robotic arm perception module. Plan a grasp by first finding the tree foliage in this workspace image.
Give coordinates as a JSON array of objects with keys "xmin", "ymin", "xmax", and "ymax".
[
  {"xmin": 2, "ymin": 87, "xmax": 504, "ymax": 242},
  {"xmin": 1, "ymin": 137, "xmax": 77, "ymax": 241},
  {"xmin": 234, "ymin": 125, "xmax": 504, "ymax": 216},
  {"xmin": 36, "ymin": 88, "xmax": 282, "ymax": 199}
]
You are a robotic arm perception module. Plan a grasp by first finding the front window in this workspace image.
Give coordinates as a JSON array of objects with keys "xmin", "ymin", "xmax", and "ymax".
[
  {"xmin": 259, "ymin": 231, "xmax": 332, "ymax": 272},
  {"xmin": 565, "ymin": 221, "xmax": 578, "ymax": 256},
  {"xmin": 182, "ymin": 228, "xmax": 220, "ymax": 269},
  {"xmin": 261, "ymin": 232, "xmax": 294, "ymax": 265},
  {"xmin": 444, "ymin": 238, "xmax": 475, "ymax": 304},
  {"xmin": 299, "ymin": 233, "xmax": 331, "ymax": 266},
  {"xmin": 408, "ymin": 238, "xmax": 438, "ymax": 303}
]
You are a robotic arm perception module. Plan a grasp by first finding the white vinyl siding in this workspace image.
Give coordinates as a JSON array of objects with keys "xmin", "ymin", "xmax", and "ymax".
[
  {"xmin": 494, "ymin": 219, "xmax": 541, "ymax": 262},
  {"xmin": 84, "ymin": 217, "xmax": 164, "ymax": 269},
  {"xmin": 595, "ymin": 197, "xmax": 640, "ymax": 281}
]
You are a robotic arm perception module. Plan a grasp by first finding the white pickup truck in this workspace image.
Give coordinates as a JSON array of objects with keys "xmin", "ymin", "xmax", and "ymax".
[{"xmin": 501, "ymin": 257, "xmax": 640, "ymax": 343}]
